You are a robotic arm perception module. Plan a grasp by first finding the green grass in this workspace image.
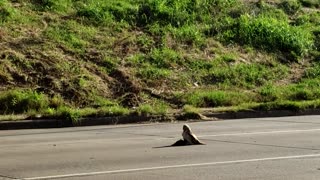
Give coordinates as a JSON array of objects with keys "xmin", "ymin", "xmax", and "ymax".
[
  {"xmin": 0, "ymin": 90, "xmax": 50, "ymax": 114},
  {"xmin": 183, "ymin": 90, "xmax": 253, "ymax": 107},
  {"xmin": 235, "ymin": 14, "xmax": 314, "ymax": 59},
  {"xmin": 299, "ymin": 0, "xmax": 320, "ymax": 8},
  {"xmin": 206, "ymin": 62, "xmax": 289, "ymax": 88},
  {"xmin": 0, "ymin": 0, "xmax": 320, "ymax": 121}
]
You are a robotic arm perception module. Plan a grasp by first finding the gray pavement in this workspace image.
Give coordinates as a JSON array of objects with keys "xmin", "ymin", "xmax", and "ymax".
[{"xmin": 1, "ymin": 115, "xmax": 320, "ymax": 179}]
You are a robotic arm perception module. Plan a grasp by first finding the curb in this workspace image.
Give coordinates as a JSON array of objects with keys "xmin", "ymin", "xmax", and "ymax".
[
  {"xmin": 1, "ymin": 109, "xmax": 320, "ymax": 130},
  {"xmin": 0, "ymin": 115, "xmax": 173, "ymax": 130},
  {"xmin": 203, "ymin": 109, "xmax": 320, "ymax": 119}
]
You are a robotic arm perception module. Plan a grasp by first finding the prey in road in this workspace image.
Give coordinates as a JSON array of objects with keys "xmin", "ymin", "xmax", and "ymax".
[{"xmin": 1, "ymin": 115, "xmax": 320, "ymax": 179}]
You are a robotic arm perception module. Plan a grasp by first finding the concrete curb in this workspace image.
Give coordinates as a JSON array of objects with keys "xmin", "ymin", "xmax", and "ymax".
[
  {"xmin": 0, "ymin": 115, "xmax": 173, "ymax": 130},
  {"xmin": 1, "ymin": 109, "xmax": 320, "ymax": 130},
  {"xmin": 203, "ymin": 109, "xmax": 320, "ymax": 119}
]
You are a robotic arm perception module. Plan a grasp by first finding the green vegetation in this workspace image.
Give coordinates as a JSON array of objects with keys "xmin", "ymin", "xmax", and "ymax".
[
  {"xmin": 0, "ymin": 0, "xmax": 320, "ymax": 122},
  {"xmin": 236, "ymin": 15, "xmax": 313, "ymax": 58}
]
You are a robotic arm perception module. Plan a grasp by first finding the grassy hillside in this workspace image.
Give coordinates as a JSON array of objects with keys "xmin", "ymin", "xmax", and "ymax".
[{"xmin": 0, "ymin": 0, "xmax": 320, "ymax": 120}]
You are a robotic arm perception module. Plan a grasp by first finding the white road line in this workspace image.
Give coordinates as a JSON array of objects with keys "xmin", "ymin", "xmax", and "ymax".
[
  {"xmin": 24, "ymin": 153, "xmax": 320, "ymax": 180},
  {"xmin": 198, "ymin": 128, "xmax": 320, "ymax": 138}
]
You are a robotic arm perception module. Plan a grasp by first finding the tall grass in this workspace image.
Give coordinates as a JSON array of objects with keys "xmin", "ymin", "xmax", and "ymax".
[
  {"xmin": 137, "ymin": 0, "xmax": 238, "ymax": 27},
  {"xmin": 235, "ymin": 14, "xmax": 314, "ymax": 58},
  {"xmin": 183, "ymin": 90, "xmax": 253, "ymax": 107},
  {"xmin": 279, "ymin": 0, "xmax": 301, "ymax": 15},
  {"xmin": 76, "ymin": 1, "xmax": 139, "ymax": 25},
  {"xmin": 207, "ymin": 63, "xmax": 289, "ymax": 88},
  {"xmin": 0, "ymin": 90, "xmax": 49, "ymax": 114},
  {"xmin": 0, "ymin": 0, "xmax": 17, "ymax": 24},
  {"xmin": 33, "ymin": 0, "xmax": 72, "ymax": 13}
]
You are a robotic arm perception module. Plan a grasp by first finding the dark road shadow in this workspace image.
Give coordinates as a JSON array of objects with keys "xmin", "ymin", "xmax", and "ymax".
[
  {"xmin": 153, "ymin": 139, "xmax": 190, "ymax": 148},
  {"xmin": 153, "ymin": 139, "xmax": 205, "ymax": 148}
]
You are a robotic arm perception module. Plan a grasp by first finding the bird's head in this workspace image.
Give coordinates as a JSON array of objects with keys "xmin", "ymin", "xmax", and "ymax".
[{"xmin": 183, "ymin": 124, "xmax": 191, "ymax": 133}]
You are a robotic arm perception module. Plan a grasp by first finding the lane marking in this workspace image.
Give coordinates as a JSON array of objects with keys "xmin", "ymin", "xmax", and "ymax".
[
  {"xmin": 24, "ymin": 153, "xmax": 320, "ymax": 180},
  {"xmin": 198, "ymin": 128, "xmax": 320, "ymax": 138}
]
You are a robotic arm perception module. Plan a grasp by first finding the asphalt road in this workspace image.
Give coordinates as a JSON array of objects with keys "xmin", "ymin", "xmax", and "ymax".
[{"xmin": 1, "ymin": 115, "xmax": 320, "ymax": 180}]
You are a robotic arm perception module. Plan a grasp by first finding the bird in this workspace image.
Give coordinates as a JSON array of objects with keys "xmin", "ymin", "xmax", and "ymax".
[{"xmin": 182, "ymin": 124, "xmax": 205, "ymax": 145}]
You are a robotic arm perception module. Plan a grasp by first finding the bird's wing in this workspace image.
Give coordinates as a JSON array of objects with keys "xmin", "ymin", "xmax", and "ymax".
[{"xmin": 190, "ymin": 134, "xmax": 203, "ymax": 144}]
